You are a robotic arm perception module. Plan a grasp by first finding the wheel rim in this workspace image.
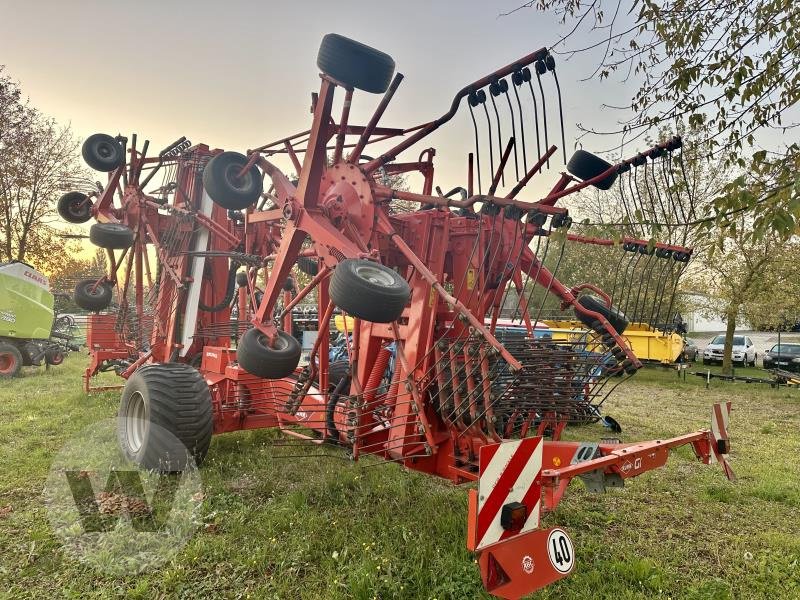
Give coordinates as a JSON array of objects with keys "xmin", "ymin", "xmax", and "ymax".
[
  {"xmin": 126, "ymin": 391, "xmax": 148, "ymax": 453},
  {"xmin": 69, "ymin": 198, "xmax": 88, "ymax": 217},
  {"xmin": 224, "ymin": 163, "xmax": 251, "ymax": 192},
  {"xmin": 258, "ymin": 331, "xmax": 288, "ymax": 351},
  {"xmin": 96, "ymin": 142, "xmax": 114, "ymax": 159},
  {"xmin": 85, "ymin": 284, "xmax": 104, "ymax": 298},
  {"xmin": 354, "ymin": 263, "xmax": 395, "ymax": 287},
  {"xmin": 0, "ymin": 352, "xmax": 15, "ymax": 374}
]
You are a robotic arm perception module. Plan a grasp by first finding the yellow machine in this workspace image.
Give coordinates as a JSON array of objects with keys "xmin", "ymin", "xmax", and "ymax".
[{"xmin": 543, "ymin": 320, "xmax": 685, "ymax": 364}]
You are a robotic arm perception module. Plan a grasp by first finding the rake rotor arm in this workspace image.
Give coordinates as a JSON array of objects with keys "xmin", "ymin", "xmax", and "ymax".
[
  {"xmin": 374, "ymin": 186, "xmax": 567, "ymax": 215},
  {"xmin": 542, "ymin": 135, "xmax": 684, "ymax": 206},
  {"xmin": 363, "ymin": 48, "xmax": 549, "ymax": 173},
  {"xmin": 565, "ymin": 232, "xmax": 694, "ymax": 256}
]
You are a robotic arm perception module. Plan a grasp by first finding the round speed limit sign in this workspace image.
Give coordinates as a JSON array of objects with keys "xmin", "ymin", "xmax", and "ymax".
[{"xmin": 547, "ymin": 528, "xmax": 575, "ymax": 574}]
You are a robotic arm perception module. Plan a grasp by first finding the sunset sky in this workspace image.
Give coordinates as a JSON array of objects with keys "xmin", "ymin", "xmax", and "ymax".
[{"xmin": 0, "ymin": 0, "xmax": 643, "ymax": 219}]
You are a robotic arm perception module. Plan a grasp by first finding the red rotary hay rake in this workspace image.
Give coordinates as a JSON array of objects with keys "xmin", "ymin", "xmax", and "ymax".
[{"xmin": 62, "ymin": 34, "xmax": 735, "ymax": 598}]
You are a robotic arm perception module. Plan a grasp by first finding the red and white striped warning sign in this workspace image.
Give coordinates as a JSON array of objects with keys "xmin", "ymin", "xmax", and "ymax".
[
  {"xmin": 476, "ymin": 437, "xmax": 543, "ymax": 551},
  {"xmin": 710, "ymin": 401, "xmax": 735, "ymax": 481}
]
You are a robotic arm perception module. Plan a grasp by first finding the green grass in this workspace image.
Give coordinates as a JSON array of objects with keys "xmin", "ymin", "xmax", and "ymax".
[{"xmin": 1, "ymin": 356, "xmax": 799, "ymax": 598}]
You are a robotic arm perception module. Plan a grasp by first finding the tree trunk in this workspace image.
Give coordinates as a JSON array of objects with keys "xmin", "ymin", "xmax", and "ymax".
[{"xmin": 721, "ymin": 308, "xmax": 738, "ymax": 375}]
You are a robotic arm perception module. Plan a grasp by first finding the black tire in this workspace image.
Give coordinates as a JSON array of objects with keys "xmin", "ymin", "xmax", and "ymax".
[
  {"xmin": 329, "ymin": 259, "xmax": 410, "ymax": 323},
  {"xmin": 82, "ymin": 133, "xmax": 125, "ymax": 172},
  {"xmin": 567, "ymin": 150, "xmax": 617, "ymax": 190},
  {"xmin": 702, "ymin": 358, "xmax": 708, "ymax": 366},
  {"xmin": 575, "ymin": 294, "xmax": 629, "ymax": 335},
  {"xmin": 237, "ymin": 328, "xmax": 301, "ymax": 379},
  {"xmin": 89, "ymin": 222, "xmax": 134, "ymax": 249},
  {"xmin": 328, "ymin": 360, "xmax": 350, "ymax": 388},
  {"xmin": 0, "ymin": 342, "xmax": 23, "ymax": 378},
  {"xmin": 317, "ymin": 33, "xmax": 395, "ymax": 94},
  {"xmin": 57, "ymin": 191, "xmax": 93, "ymax": 224},
  {"xmin": 74, "ymin": 278, "xmax": 113, "ymax": 311},
  {"xmin": 45, "ymin": 348, "xmax": 65, "ymax": 366},
  {"xmin": 297, "ymin": 256, "xmax": 319, "ymax": 277},
  {"xmin": 117, "ymin": 363, "xmax": 213, "ymax": 471},
  {"xmin": 202, "ymin": 151, "xmax": 263, "ymax": 210}
]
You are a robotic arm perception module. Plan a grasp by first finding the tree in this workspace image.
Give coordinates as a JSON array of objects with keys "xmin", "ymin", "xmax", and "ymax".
[
  {"xmin": 689, "ymin": 219, "xmax": 797, "ymax": 374},
  {"xmin": 0, "ymin": 66, "xmax": 85, "ymax": 268},
  {"xmin": 507, "ymin": 0, "xmax": 800, "ymax": 238}
]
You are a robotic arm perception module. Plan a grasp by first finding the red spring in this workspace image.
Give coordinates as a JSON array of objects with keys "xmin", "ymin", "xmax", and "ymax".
[{"xmin": 363, "ymin": 346, "xmax": 392, "ymax": 406}]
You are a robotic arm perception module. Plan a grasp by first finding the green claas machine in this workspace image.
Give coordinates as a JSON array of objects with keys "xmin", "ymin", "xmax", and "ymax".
[{"xmin": 0, "ymin": 261, "xmax": 76, "ymax": 378}]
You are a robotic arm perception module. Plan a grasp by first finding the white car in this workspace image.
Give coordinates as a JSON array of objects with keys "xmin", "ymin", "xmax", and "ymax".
[{"xmin": 702, "ymin": 334, "xmax": 757, "ymax": 366}]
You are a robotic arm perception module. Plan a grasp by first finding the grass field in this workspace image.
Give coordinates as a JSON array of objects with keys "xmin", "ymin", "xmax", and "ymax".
[{"xmin": 1, "ymin": 356, "xmax": 798, "ymax": 599}]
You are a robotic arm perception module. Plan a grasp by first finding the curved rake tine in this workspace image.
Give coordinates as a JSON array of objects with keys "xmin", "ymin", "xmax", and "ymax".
[
  {"xmin": 534, "ymin": 61, "xmax": 550, "ymax": 168},
  {"xmin": 488, "ymin": 84, "xmax": 505, "ymax": 185},
  {"xmin": 523, "ymin": 68, "xmax": 542, "ymax": 162},
  {"xmin": 498, "ymin": 79, "xmax": 520, "ymax": 180},
  {"xmin": 512, "ymin": 71, "xmax": 528, "ymax": 174},
  {"xmin": 545, "ymin": 53, "xmax": 568, "ymax": 164},
  {"xmin": 478, "ymin": 90, "xmax": 495, "ymax": 189},
  {"xmin": 468, "ymin": 93, "xmax": 483, "ymax": 194}
]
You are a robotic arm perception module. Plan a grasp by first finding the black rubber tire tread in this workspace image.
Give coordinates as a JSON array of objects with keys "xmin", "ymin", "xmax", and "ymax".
[
  {"xmin": 82, "ymin": 133, "xmax": 125, "ymax": 172},
  {"xmin": 202, "ymin": 151, "xmax": 263, "ymax": 210},
  {"xmin": 117, "ymin": 363, "xmax": 213, "ymax": 471},
  {"xmin": 57, "ymin": 191, "xmax": 93, "ymax": 224},
  {"xmin": 575, "ymin": 295, "xmax": 629, "ymax": 335},
  {"xmin": 74, "ymin": 279, "xmax": 113, "ymax": 311},
  {"xmin": 89, "ymin": 223, "xmax": 134, "ymax": 249},
  {"xmin": 237, "ymin": 328, "xmax": 301, "ymax": 379},
  {"xmin": 297, "ymin": 257, "xmax": 319, "ymax": 276},
  {"xmin": 329, "ymin": 259, "xmax": 410, "ymax": 323},
  {"xmin": 566, "ymin": 149, "xmax": 617, "ymax": 190},
  {"xmin": 328, "ymin": 360, "xmax": 350, "ymax": 388},
  {"xmin": 0, "ymin": 342, "xmax": 23, "ymax": 378},
  {"xmin": 317, "ymin": 33, "xmax": 395, "ymax": 94}
]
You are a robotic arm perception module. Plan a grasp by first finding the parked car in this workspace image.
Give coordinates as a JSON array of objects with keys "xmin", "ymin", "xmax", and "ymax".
[
  {"xmin": 702, "ymin": 334, "xmax": 757, "ymax": 366},
  {"xmin": 762, "ymin": 343, "xmax": 800, "ymax": 372},
  {"xmin": 681, "ymin": 338, "xmax": 699, "ymax": 362}
]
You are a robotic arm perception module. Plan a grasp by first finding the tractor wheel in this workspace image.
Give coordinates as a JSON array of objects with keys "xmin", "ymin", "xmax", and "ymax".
[
  {"xmin": 82, "ymin": 133, "xmax": 125, "ymax": 172},
  {"xmin": 297, "ymin": 256, "xmax": 319, "ymax": 276},
  {"xmin": 317, "ymin": 33, "xmax": 395, "ymax": 94},
  {"xmin": 202, "ymin": 151, "xmax": 263, "ymax": 210},
  {"xmin": 575, "ymin": 295, "xmax": 629, "ymax": 335},
  {"xmin": 74, "ymin": 279, "xmax": 113, "ymax": 312},
  {"xmin": 0, "ymin": 342, "xmax": 23, "ymax": 378},
  {"xmin": 117, "ymin": 363, "xmax": 213, "ymax": 471},
  {"xmin": 89, "ymin": 223, "xmax": 134, "ymax": 249},
  {"xmin": 237, "ymin": 328, "xmax": 301, "ymax": 379},
  {"xmin": 45, "ymin": 348, "xmax": 65, "ymax": 366},
  {"xmin": 57, "ymin": 191, "xmax": 93, "ymax": 224},
  {"xmin": 566, "ymin": 150, "xmax": 617, "ymax": 190},
  {"xmin": 329, "ymin": 259, "xmax": 410, "ymax": 323}
]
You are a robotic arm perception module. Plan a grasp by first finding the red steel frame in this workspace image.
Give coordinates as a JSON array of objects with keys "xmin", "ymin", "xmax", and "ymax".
[{"xmin": 79, "ymin": 42, "xmax": 731, "ymax": 599}]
